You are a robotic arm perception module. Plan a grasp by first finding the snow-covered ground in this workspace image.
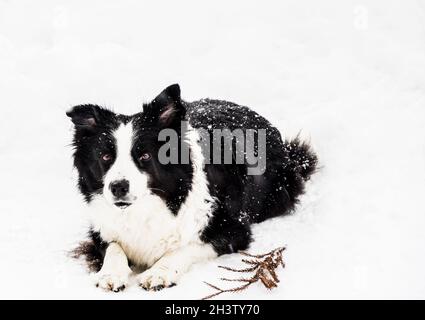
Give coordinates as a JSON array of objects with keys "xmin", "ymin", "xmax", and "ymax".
[{"xmin": 1, "ymin": 0, "xmax": 424, "ymax": 299}]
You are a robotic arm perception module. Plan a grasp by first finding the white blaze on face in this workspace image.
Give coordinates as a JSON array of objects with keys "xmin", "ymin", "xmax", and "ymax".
[{"xmin": 103, "ymin": 122, "xmax": 149, "ymax": 206}]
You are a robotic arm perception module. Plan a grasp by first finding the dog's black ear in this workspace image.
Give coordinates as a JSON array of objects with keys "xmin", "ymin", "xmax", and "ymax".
[
  {"xmin": 145, "ymin": 84, "xmax": 185, "ymax": 127},
  {"xmin": 66, "ymin": 104, "xmax": 104, "ymax": 129}
]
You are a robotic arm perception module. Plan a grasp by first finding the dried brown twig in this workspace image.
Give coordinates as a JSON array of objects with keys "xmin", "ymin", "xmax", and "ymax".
[{"xmin": 202, "ymin": 246, "xmax": 286, "ymax": 300}]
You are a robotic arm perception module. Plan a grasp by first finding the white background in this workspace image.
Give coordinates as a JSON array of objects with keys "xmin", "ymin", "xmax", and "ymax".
[{"xmin": 0, "ymin": 0, "xmax": 424, "ymax": 299}]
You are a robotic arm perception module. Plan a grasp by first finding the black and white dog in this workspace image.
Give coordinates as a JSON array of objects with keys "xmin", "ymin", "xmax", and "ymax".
[{"xmin": 67, "ymin": 84, "xmax": 317, "ymax": 292}]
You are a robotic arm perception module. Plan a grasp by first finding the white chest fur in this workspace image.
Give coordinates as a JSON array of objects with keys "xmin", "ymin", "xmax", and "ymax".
[{"xmin": 88, "ymin": 189, "xmax": 211, "ymax": 267}]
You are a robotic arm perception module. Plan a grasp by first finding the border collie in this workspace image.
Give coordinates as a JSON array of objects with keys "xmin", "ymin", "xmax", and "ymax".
[{"xmin": 67, "ymin": 84, "xmax": 317, "ymax": 292}]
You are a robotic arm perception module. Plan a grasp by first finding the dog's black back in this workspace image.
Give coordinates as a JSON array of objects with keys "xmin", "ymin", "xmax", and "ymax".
[{"xmin": 186, "ymin": 99, "xmax": 317, "ymax": 254}]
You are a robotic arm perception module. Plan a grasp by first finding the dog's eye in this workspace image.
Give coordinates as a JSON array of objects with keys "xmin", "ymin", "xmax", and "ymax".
[
  {"xmin": 102, "ymin": 154, "xmax": 113, "ymax": 162},
  {"xmin": 139, "ymin": 153, "xmax": 151, "ymax": 161}
]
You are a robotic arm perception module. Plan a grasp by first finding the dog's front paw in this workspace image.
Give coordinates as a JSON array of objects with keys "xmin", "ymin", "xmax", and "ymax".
[
  {"xmin": 137, "ymin": 266, "xmax": 178, "ymax": 291},
  {"xmin": 94, "ymin": 270, "xmax": 131, "ymax": 292}
]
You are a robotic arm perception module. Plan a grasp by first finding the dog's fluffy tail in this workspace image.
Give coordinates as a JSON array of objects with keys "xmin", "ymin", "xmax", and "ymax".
[{"xmin": 283, "ymin": 136, "xmax": 318, "ymax": 182}]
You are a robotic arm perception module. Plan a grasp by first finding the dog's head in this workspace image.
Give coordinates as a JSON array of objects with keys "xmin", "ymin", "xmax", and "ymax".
[{"xmin": 67, "ymin": 84, "xmax": 193, "ymax": 214}]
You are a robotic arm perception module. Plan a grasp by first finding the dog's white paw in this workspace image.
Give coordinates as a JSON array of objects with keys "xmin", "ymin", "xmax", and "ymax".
[
  {"xmin": 94, "ymin": 270, "xmax": 131, "ymax": 292},
  {"xmin": 137, "ymin": 266, "xmax": 178, "ymax": 291}
]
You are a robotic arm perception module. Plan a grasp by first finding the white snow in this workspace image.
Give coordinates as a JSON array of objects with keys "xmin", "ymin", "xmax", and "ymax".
[{"xmin": 1, "ymin": 0, "xmax": 425, "ymax": 299}]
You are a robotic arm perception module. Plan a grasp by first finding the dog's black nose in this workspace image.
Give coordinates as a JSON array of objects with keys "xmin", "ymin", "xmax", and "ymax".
[{"xmin": 110, "ymin": 180, "xmax": 129, "ymax": 199}]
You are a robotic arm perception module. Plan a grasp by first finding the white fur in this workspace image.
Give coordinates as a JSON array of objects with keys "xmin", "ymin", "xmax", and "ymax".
[
  {"xmin": 87, "ymin": 122, "xmax": 217, "ymax": 290},
  {"xmin": 94, "ymin": 242, "xmax": 132, "ymax": 291},
  {"xmin": 137, "ymin": 243, "xmax": 216, "ymax": 289},
  {"xmin": 103, "ymin": 123, "xmax": 149, "ymax": 205}
]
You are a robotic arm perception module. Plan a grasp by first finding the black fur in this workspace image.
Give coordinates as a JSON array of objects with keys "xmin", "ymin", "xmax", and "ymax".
[
  {"xmin": 68, "ymin": 84, "xmax": 317, "ymax": 266},
  {"xmin": 186, "ymin": 99, "xmax": 318, "ymax": 254},
  {"xmin": 71, "ymin": 229, "xmax": 107, "ymax": 272}
]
